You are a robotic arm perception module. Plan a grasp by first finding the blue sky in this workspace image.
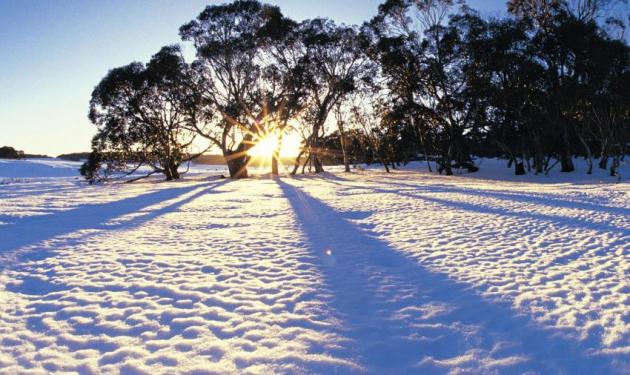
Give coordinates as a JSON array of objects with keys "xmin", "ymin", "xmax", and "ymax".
[{"xmin": 0, "ymin": 0, "xmax": 507, "ymax": 156}]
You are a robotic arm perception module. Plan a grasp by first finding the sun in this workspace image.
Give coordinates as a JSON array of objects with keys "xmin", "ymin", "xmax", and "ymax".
[
  {"xmin": 248, "ymin": 134, "xmax": 279, "ymax": 157},
  {"xmin": 248, "ymin": 132, "xmax": 301, "ymax": 159}
]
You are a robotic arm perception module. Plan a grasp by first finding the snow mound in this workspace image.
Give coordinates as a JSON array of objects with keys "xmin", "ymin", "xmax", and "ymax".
[{"xmin": 0, "ymin": 158, "xmax": 82, "ymax": 179}]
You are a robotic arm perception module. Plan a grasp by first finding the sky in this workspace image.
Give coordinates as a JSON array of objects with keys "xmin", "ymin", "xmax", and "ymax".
[{"xmin": 0, "ymin": 0, "xmax": 507, "ymax": 156}]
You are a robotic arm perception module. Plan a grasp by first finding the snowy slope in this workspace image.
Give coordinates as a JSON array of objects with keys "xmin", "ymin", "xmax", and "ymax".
[
  {"xmin": 0, "ymin": 158, "xmax": 82, "ymax": 179},
  {"xmin": 0, "ymin": 159, "xmax": 628, "ymax": 374}
]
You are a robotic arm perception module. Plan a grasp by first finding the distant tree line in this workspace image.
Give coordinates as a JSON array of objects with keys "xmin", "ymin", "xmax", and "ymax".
[
  {"xmin": 82, "ymin": 0, "xmax": 629, "ymax": 182},
  {"xmin": 0, "ymin": 146, "xmax": 50, "ymax": 159},
  {"xmin": 0, "ymin": 146, "xmax": 25, "ymax": 159},
  {"xmin": 57, "ymin": 152, "xmax": 91, "ymax": 162}
]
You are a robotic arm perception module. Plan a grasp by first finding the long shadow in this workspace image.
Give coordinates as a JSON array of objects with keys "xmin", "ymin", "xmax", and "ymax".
[
  {"xmin": 277, "ymin": 179, "xmax": 617, "ymax": 374},
  {"xmin": 0, "ymin": 182, "xmax": 83, "ymax": 199},
  {"xmin": 375, "ymin": 187, "xmax": 629, "ymax": 236},
  {"xmin": 2, "ymin": 180, "xmax": 228, "ymax": 356},
  {"xmin": 322, "ymin": 178, "xmax": 628, "ymax": 235},
  {"xmin": 363, "ymin": 177, "xmax": 630, "ymax": 219},
  {"xmin": 0, "ymin": 181, "xmax": 227, "ymax": 263}
]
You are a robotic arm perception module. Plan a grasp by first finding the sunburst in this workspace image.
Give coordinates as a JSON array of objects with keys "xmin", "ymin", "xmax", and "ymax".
[{"xmin": 248, "ymin": 132, "xmax": 280, "ymax": 158}]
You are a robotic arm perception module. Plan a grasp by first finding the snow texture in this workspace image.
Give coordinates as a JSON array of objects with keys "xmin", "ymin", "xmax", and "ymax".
[{"xmin": 0, "ymin": 159, "xmax": 628, "ymax": 374}]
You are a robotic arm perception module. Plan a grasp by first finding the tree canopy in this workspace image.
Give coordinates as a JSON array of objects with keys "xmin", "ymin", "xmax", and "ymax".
[{"xmin": 84, "ymin": 0, "xmax": 629, "ymax": 181}]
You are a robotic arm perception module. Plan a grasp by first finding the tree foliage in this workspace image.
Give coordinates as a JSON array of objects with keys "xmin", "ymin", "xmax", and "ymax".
[
  {"xmin": 83, "ymin": 46, "xmax": 203, "ymax": 182},
  {"xmin": 85, "ymin": 0, "xmax": 629, "ymax": 181},
  {"xmin": 0, "ymin": 146, "xmax": 25, "ymax": 159}
]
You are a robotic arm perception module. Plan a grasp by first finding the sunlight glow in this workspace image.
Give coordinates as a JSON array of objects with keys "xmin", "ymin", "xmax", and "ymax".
[
  {"xmin": 248, "ymin": 135, "xmax": 279, "ymax": 158},
  {"xmin": 248, "ymin": 131, "xmax": 301, "ymax": 159}
]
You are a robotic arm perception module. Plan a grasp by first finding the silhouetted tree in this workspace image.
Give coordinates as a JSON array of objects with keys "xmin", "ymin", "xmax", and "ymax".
[
  {"xmin": 286, "ymin": 19, "xmax": 368, "ymax": 174},
  {"xmin": 84, "ymin": 0, "xmax": 629, "ymax": 180},
  {"xmin": 83, "ymin": 46, "xmax": 204, "ymax": 183},
  {"xmin": 0, "ymin": 146, "xmax": 24, "ymax": 159},
  {"xmin": 180, "ymin": 0, "xmax": 292, "ymax": 178},
  {"xmin": 370, "ymin": 0, "xmax": 479, "ymax": 175}
]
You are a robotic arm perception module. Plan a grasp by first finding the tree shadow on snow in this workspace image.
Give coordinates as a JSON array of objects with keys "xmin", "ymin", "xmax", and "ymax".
[
  {"xmin": 0, "ymin": 180, "xmax": 228, "ymax": 268},
  {"xmin": 327, "ymin": 178, "xmax": 628, "ymax": 236},
  {"xmin": 363, "ymin": 177, "xmax": 630, "ymax": 219},
  {"xmin": 0, "ymin": 181, "xmax": 84, "ymax": 200},
  {"xmin": 3, "ymin": 180, "xmax": 229, "ymax": 354},
  {"xmin": 277, "ymin": 179, "xmax": 618, "ymax": 374},
  {"xmin": 385, "ymin": 187, "xmax": 628, "ymax": 236}
]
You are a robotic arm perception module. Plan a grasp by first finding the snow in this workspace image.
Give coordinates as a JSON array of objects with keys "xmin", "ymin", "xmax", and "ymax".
[
  {"xmin": 0, "ymin": 158, "xmax": 628, "ymax": 374},
  {"xmin": 0, "ymin": 158, "xmax": 83, "ymax": 179}
]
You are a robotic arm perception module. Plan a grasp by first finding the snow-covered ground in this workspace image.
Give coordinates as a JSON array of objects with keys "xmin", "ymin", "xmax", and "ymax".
[
  {"xmin": 0, "ymin": 158, "xmax": 628, "ymax": 374},
  {"xmin": 0, "ymin": 158, "xmax": 84, "ymax": 180}
]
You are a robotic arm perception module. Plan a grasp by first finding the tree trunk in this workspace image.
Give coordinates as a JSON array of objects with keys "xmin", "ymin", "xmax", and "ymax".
[
  {"xmin": 308, "ymin": 113, "xmax": 327, "ymax": 173},
  {"xmin": 380, "ymin": 157, "xmax": 390, "ymax": 173},
  {"xmin": 560, "ymin": 125, "xmax": 575, "ymax": 172},
  {"xmin": 443, "ymin": 148, "xmax": 453, "ymax": 176},
  {"xmin": 226, "ymin": 156, "xmax": 249, "ymax": 179},
  {"xmin": 577, "ymin": 133, "xmax": 593, "ymax": 174},
  {"xmin": 340, "ymin": 133, "xmax": 350, "ymax": 173},
  {"xmin": 598, "ymin": 141, "xmax": 609, "ymax": 170},
  {"xmin": 224, "ymin": 134, "xmax": 255, "ymax": 179},
  {"xmin": 309, "ymin": 134, "xmax": 325, "ymax": 173},
  {"xmin": 336, "ymin": 112, "xmax": 351, "ymax": 173},
  {"xmin": 533, "ymin": 133, "xmax": 544, "ymax": 174},
  {"xmin": 291, "ymin": 149, "xmax": 305, "ymax": 176},
  {"xmin": 610, "ymin": 155, "xmax": 620, "ymax": 177},
  {"xmin": 225, "ymin": 145, "xmax": 250, "ymax": 179},
  {"xmin": 313, "ymin": 154, "xmax": 324, "ymax": 173},
  {"xmin": 413, "ymin": 117, "xmax": 433, "ymax": 173},
  {"xmin": 164, "ymin": 169, "xmax": 174, "ymax": 181},
  {"xmin": 560, "ymin": 152, "xmax": 575, "ymax": 172},
  {"xmin": 271, "ymin": 133, "xmax": 284, "ymax": 176},
  {"xmin": 524, "ymin": 149, "xmax": 531, "ymax": 172},
  {"xmin": 515, "ymin": 162, "xmax": 526, "ymax": 175},
  {"xmin": 301, "ymin": 152, "xmax": 312, "ymax": 174},
  {"xmin": 170, "ymin": 164, "xmax": 180, "ymax": 180},
  {"xmin": 163, "ymin": 161, "xmax": 180, "ymax": 181}
]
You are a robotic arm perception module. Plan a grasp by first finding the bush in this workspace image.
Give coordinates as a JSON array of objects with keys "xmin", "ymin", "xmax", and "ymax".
[{"xmin": 0, "ymin": 146, "xmax": 24, "ymax": 159}]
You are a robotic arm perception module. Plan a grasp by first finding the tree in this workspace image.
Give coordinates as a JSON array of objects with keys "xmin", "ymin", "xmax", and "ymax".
[
  {"xmin": 580, "ymin": 32, "xmax": 630, "ymax": 173},
  {"xmin": 83, "ymin": 45, "xmax": 204, "ymax": 183},
  {"xmin": 0, "ymin": 146, "xmax": 24, "ymax": 159},
  {"xmin": 180, "ymin": 0, "xmax": 293, "ymax": 179},
  {"xmin": 257, "ymin": 17, "xmax": 310, "ymax": 175},
  {"xmin": 508, "ymin": 0, "xmax": 627, "ymax": 23},
  {"xmin": 82, "ymin": 0, "xmax": 629, "ymax": 180},
  {"xmin": 368, "ymin": 0, "xmax": 482, "ymax": 175},
  {"xmin": 459, "ymin": 14, "xmax": 550, "ymax": 174},
  {"xmin": 286, "ymin": 19, "xmax": 368, "ymax": 174},
  {"xmin": 333, "ymin": 102, "xmax": 353, "ymax": 172},
  {"xmin": 350, "ymin": 90, "xmax": 397, "ymax": 173}
]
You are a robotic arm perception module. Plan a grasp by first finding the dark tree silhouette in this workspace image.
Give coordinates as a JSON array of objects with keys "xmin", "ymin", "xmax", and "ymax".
[
  {"xmin": 180, "ymin": 0, "xmax": 290, "ymax": 179},
  {"xmin": 84, "ymin": 0, "xmax": 629, "ymax": 180},
  {"xmin": 83, "ymin": 46, "xmax": 204, "ymax": 183},
  {"xmin": 0, "ymin": 146, "xmax": 25, "ymax": 159},
  {"xmin": 276, "ymin": 19, "xmax": 368, "ymax": 174}
]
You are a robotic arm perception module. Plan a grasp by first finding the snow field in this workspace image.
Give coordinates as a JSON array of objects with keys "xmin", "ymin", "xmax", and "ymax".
[{"xmin": 0, "ymin": 159, "xmax": 628, "ymax": 374}]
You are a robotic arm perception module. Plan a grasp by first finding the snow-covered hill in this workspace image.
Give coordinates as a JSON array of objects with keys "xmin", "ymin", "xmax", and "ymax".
[
  {"xmin": 0, "ymin": 159, "xmax": 628, "ymax": 373},
  {"xmin": 0, "ymin": 158, "xmax": 83, "ymax": 179}
]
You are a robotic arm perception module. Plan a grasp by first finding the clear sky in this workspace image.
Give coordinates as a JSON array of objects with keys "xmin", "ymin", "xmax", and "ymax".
[{"xmin": 0, "ymin": 0, "xmax": 507, "ymax": 156}]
